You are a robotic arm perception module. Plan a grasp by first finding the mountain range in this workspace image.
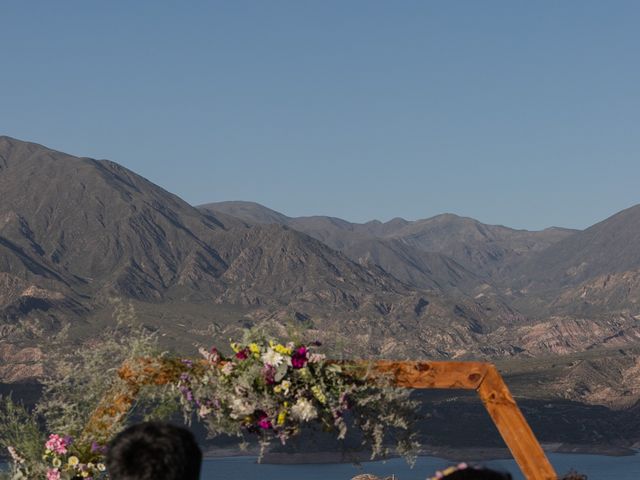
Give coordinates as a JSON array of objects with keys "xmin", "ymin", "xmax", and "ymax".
[{"xmin": 2, "ymin": 136, "xmax": 640, "ymax": 416}]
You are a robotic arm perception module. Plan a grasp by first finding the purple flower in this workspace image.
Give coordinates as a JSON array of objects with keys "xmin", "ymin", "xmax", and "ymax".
[
  {"xmin": 179, "ymin": 385, "xmax": 194, "ymax": 402},
  {"xmin": 181, "ymin": 359, "xmax": 193, "ymax": 368},
  {"xmin": 90, "ymin": 441, "xmax": 107, "ymax": 454},
  {"xmin": 291, "ymin": 346, "xmax": 308, "ymax": 369}
]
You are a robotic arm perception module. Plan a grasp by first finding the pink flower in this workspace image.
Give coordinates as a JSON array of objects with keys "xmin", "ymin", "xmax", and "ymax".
[
  {"xmin": 47, "ymin": 468, "xmax": 61, "ymax": 480},
  {"xmin": 256, "ymin": 412, "xmax": 273, "ymax": 430},
  {"xmin": 291, "ymin": 346, "xmax": 308, "ymax": 368},
  {"xmin": 235, "ymin": 349, "xmax": 249, "ymax": 360},
  {"xmin": 262, "ymin": 364, "xmax": 276, "ymax": 385},
  {"xmin": 45, "ymin": 434, "xmax": 68, "ymax": 454}
]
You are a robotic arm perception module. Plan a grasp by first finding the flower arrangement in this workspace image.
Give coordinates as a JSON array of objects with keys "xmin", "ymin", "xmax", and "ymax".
[
  {"xmin": 177, "ymin": 334, "xmax": 419, "ymax": 462},
  {"xmin": 0, "ymin": 323, "xmax": 162, "ymax": 480},
  {"xmin": 4, "ymin": 433, "xmax": 107, "ymax": 480},
  {"xmin": 41, "ymin": 435, "xmax": 107, "ymax": 480},
  {"xmin": 1, "ymin": 329, "xmax": 419, "ymax": 479}
]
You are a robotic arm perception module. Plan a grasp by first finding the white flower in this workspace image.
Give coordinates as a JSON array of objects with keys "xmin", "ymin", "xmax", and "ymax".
[
  {"xmin": 229, "ymin": 398, "xmax": 254, "ymax": 418},
  {"xmin": 7, "ymin": 446, "xmax": 25, "ymax": 464},
  {"xmin": 261, "ymin": 348, "xmax": 284, "ymax": 366},
  {"xmin": 221, "ymin": 363, "xmax": 234, "ymax": 376},
  {"xmin": 281, "ymin": 380, "xmax": 291, "ymax": 395},
  {"xmin": 290, "ymin": 398, "xmax": 317, "ymax": 422},
  {"xmin": 308, "ymin": 353, "xmax": 326, "ymax": 364},
  {"xmin": 198, "ymin": 405, "xmax": 212, "ymax": 417}
]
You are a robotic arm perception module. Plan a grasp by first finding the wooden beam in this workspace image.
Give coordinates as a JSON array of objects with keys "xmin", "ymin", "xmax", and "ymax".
[
  {"xmin": 84, "ymin": 357, "xmax": 558, "ymax": 479},
  {"xmin": 368, "ymin": 360, "xmax": 557, "ymax": 480},
  {"xmin": 477, "ymin": 365, "xmax": 557, "ymax": 480}
]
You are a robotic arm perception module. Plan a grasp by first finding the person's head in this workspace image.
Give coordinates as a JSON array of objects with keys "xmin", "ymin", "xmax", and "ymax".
[
  {"xmin": 429, "ymin": 463, "xmax": 512, "ymax": 480},
  {"xmin": 560, "ymin": 472, "xmax": 587, "ymax": 480},
  {"xmin": 106, "ymin": 422, "xmax": 202, "ymax": 480}
]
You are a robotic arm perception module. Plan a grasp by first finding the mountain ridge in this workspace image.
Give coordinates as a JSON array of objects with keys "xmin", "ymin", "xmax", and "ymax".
[{"xmin": 2, "ymin": 137, "xmax": 640, "ymax": 413}]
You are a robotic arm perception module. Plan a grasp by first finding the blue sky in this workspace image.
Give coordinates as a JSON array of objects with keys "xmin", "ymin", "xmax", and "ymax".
[{"xmin": 1, "ymin": 1, "xmax": 639, "ymax": 230}]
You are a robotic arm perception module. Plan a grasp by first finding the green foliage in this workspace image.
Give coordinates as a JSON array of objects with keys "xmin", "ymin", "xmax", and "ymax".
[
  {"xmin": 36, "ymin": 323, "xmax": 162, "ymax": 438},
  {"xmin": 0, "ymin": 320, "xmax": 177, "ymax": 479},
  {"xmin": 0, "ymin": 396, "xmax": 47, "ymax": 479}
]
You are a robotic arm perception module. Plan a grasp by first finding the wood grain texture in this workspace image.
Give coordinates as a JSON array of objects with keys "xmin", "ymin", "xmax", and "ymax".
[{"xmin": 477, "ymin": 365, "xmax": 557, "ymax": 480}]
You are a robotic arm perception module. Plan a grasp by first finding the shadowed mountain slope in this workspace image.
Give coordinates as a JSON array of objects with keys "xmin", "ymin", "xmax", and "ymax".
[
  {"xmin": 0, "ymin": 136, "xmax": 233, "ymax": 303},
  {"xmin": 513, "ymin": 204, "xmax": 640, "ymax": 288},
  {"xmin": 508, "ymin": 204, "xmax": 640, "ymax": 316},
  {"xmin": 201, "ymin": 201, "xmax": 576, "ymax": 297},
  {"xmin": 2, "ymin": 137, "xmax": 502, "ymax": 360}
]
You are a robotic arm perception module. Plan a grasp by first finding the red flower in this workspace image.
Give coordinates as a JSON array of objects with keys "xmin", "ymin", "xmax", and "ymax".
[{"xmin": 291, "ymin": 346, "xmax": 308, "ymax": 368}]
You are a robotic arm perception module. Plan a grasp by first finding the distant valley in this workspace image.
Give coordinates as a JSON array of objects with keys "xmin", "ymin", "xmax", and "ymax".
[{"xmin": 2, "ymin": 136, "xmax": 640, "ymax": 428}]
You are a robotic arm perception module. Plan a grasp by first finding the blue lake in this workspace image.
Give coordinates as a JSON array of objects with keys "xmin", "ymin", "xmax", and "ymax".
[
  {"xmin": 3, "ymin": 454, "xmax": 640, "ymax": 478},
  {"xmin": 199, "ymin": 454, "xmax": 640, "ymax": 480}
]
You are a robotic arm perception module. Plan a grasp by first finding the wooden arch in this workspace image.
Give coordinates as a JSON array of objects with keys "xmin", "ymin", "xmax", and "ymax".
[{"xmin": 84, "ymin": 359, "xmax": 557, "ymax": 480}]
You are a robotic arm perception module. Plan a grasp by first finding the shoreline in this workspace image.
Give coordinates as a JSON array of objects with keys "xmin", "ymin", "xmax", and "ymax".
[{"xmin": 201, "ymin": 444, "xmax": 638, "ymax": 463}]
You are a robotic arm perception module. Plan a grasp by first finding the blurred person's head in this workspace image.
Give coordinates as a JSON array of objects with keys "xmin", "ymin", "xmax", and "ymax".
[
  {"xmin": 429, "ymin": 463, "xmax": 512, "ymax": 479},
  {"xmin": 560, "ymin": 472, "xmax": 587, "ymax": 480},
  {"xmin": 106, "ymin": 422, "xmax": 202, "ymax": 480}
]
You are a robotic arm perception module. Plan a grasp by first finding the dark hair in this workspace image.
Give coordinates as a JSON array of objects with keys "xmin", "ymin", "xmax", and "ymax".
[
  {"xmin": 106, "ymin": 422, "xmax": 202, "ymax": 480},
  {"xmin": 434, "ymin": 465, "xmax": 512, "ymax": 480},
  {"xmin": 560, "ymin": 472, "xmax": 588, "ymax": 480}
]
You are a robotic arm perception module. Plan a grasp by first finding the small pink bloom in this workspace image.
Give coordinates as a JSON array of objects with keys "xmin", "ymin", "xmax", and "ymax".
[
  {"xmin": 262, "ymin": 364, "xmax": 276, "ymax": 385},
  {"xmin": 47, "ymin": 468, "xmax": 61, "ymax": 480},
  {"xmin": 45, "ymin": 434, "xmax": 68, "ymax": 454}
]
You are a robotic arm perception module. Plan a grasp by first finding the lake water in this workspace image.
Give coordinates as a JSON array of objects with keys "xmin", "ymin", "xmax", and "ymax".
[
  {"xmin": 200, "ymin": 454, "xmax": 637, "ymax": 479},
  {"xmin": 3, "ymin": 454, "xmax": 640, "ymax": 478}
]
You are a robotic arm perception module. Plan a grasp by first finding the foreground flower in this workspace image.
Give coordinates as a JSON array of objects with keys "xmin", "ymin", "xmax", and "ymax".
[
  {"xmin": 311, "ymin": 385, "xmax": 327, "ymax": 404},
  {"xmin": 221, "ymin": 362, "xmax": 234, "ymax": 375},
  {"xmin": 291, "ymin": 346, "xmax": 308, "ymax": 368},
  {"xmin": 261, "ymin": 348, "xmax": 284, "ymax": 366},
  {"xmin": 90, "ymin": 441, "xmax": 107, "ymax": 454},
  {"xmin": 273, "ymin": 343, "xmax": 292, "ymax": 355},
  {"xmin": 47, "ymin": 468, "xmax": 61, "ymax": 480},
  {"xmin": 290, "ymin": 397, "xmax": 317, "ymax": 421},
  {"xmin": 198, "ymin": 404, "xmax": 212, "ymax": 417},
  {"xmin": 45, "ymin": 434, "xmax": 68, "ymax": 455},
  {"xmin": 230, "ymin": 398, "xmax": 254, "ymax": 418},
  {"xmin": 7, "ymin": 446, "xmax": 25, "ymax": 464},
  {"xmin": 256, "ymin": 411, "xmax": 273, "ymax": 429},
  {"xmin": 68, "ymin": 455, "xmax": 80, "ymax": 466}
]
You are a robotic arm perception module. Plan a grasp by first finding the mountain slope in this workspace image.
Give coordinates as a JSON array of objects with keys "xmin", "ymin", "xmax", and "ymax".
[
  {"xmin": 2, "ymin": 137, "xmax": 501, "ymax": 360},
  {"xmin": 513, "ymin": 204, "xmax": 640, "ymax": 288},
  {"xmin": 0, "ymin": 136, "xmax": 234, "ymax": 303},
  {"xmin": 200, "ymin": 201, "xmax": 576, "ymax": 277},
  {"xmin": 507, "ymin": 204, "xmax": 640, "ymax": 316}
]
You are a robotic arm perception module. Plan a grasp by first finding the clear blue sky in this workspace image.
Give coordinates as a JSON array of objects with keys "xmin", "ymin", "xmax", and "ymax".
[{"xmin": 1, "ymin": 1, "xmax": 639, "ymax": 230}]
